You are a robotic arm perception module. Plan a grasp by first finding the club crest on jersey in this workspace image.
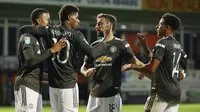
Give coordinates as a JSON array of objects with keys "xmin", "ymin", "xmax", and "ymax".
[
  {"xmin": 24, "ymin": 37, "xmax": 31, "ymax": 44},
  {"xmin": 28, "ymin": 103, "xmax": 34, "ymax": 109},
  {"xmin": 110, "ymin": 46, "xmax": 117, "ymax": 53},
  {"xmin": 96, "ymin": 56, "xmax": 112, "ymax": 63}
]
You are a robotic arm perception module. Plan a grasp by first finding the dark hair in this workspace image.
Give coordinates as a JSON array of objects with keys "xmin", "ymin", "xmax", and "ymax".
[
  {"xmin": 59, "ymin": 4, "xmax": 79, "ymax": 24},
  {"xmin": 96, "ymin": 13, "xmax": 117, "ymax": 31},
  {"xmin": 30, "ymin": 8, "xmax": 49, "ymax": 25},
  {"xmin": 162, "ymin": 13, "xmax": 181, "ymax": 31}
]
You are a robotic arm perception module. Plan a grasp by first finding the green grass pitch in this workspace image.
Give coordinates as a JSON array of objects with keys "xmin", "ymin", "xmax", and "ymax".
[{"xmin": 1, "ymin": 104, "xmax": 200, "ymax": 112}]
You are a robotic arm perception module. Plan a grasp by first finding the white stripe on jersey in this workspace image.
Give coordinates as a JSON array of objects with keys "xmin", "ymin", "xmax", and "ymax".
[
  {"xmin": 125, "ymin": 44, "xmax": 130, "ymax": 48},
  {"xmin": 155, "ymin": 43, "xmax": 165, "ymax": 48}
]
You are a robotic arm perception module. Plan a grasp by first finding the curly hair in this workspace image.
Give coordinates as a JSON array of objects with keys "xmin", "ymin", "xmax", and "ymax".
[
  {"xmin": 58, "ymin": 4, "xmax": 79, "ymax": 24},
  {"xmin": 162, "ymin": 13, "xmax": 181, "ymax": 31}
]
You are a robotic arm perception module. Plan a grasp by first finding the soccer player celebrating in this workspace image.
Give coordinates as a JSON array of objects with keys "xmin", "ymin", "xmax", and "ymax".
[
  {"xmin": 81, "ymin": 13, "xmax": 144, "ymax": 112},
  {"xmin": 122, "ymin": 13, "xmax": 187, "ymax": 112},
  {"xmin": 19, "ymin": 4, "xmax": 93, "ymax": 112},
  {"xmin": 14, "ymin": 8, "xmax": 66, "ymax": 112}
]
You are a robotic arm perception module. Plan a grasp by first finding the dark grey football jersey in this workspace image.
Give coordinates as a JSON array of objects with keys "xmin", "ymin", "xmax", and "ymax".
[
  {"xmin": 20, "ymin": 25, "xmax": 93, "ymax": 88},
  {"xmin": 150, "ymin": 36, "xmax": 187, "ymax": 103},
  {"xmin": 15, "ymin": 33, "xmax": 52, "ymax": 93},
  {"xmin": 86, "ymin": 37, "xmax": 135, "ymax": 97}
]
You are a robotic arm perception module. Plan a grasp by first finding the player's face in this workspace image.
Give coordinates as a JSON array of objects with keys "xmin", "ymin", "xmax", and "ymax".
[
  {"xmin": 96, "ymin": 17, "xmax": 111, "ymax": 32},
  {"xmin": 156, "ymin": 18, "xmax": 167, "ymax": 38},
  {"xmin": 69, "ymin": 12, "xmax": 80, "ymax": 29},
  {"xmin": 37, "ymin": 13, "xmax": 50, "ymax": 26}
]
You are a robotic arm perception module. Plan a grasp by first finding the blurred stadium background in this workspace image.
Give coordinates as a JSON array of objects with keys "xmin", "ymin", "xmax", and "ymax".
[{"xmin": 0, "ymin": 0, "xmax": 200, "ymax": 111}]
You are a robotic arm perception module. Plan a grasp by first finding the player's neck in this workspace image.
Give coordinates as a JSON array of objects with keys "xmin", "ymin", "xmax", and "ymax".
[
  {"xmin": 164, "ymin": 33, "xmax": 173, "ymax": 38},
  {"xmin": 164, "ymin": 30, "xmax": 173, "ymax": 37},
  {"xmin": 104, "ymin": 31, "xmax": 114, "ymax": 42},
  {"xmin": 32, "ymin": 23, "xmax": 38, "ymax": 26},
  {"xmin": 62, "ymin": 21, "xmax": 71, "ymax": 29}
]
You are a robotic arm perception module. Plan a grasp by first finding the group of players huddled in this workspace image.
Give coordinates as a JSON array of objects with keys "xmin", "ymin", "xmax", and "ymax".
[{"xmin": 14, "ymin": 3, "xmax": 187, "ymax": 112}]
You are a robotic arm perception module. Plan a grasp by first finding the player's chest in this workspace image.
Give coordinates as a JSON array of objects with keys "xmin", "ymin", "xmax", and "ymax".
[{"xmin": 92, "ymin": 42, "xmax": 121, "ymax": 64}]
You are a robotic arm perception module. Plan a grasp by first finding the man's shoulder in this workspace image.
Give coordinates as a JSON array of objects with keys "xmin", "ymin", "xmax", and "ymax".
[
  {"xmin": 90, "ymin": 38, "xmax": 103, "ymax": 47},
  {"xmin": 114, "ymin": 37, "xmax": 123, "ymax": 41},
  {"xmin": 20, "ymin": 33, "xmax": 37, "ymax": 42},
  {"xmin": 155, "ymin": 38, "xmax": 169, "ymax": 49},
  {"xmin": 162, "ymin": 37, "xmax": 180, "ymax": 49},
  {"xmin": 113, "ymin": 37, "xmax": 130, "ymax": 48},
  {"xmin": 73, "ymin": 30, "xmax": 83, "ymax": 36}
]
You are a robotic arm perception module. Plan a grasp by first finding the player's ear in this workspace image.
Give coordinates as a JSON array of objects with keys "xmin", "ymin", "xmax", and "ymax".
[
  {"xmin": 68, "ymin": 15, "xmax": 72, "ymax": 22},
  {"xmin": 106, "ymin": 22, "xmax": 111, "ymax": 29},
  {"xmin": 36, "ymin": 19, "xmax": 41, "ymax": 25}
]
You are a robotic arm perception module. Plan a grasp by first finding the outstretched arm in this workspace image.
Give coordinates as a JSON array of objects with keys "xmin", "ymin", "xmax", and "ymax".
[
  {"xmin": 21, "ymin": 34, "xmax": 66, "ymax": 69},
  {"xmin": 20, "ymin": 25, "xmax": 50, "ymax": 39},
  {"xmin": 122, "ymin": 57, "xmax": 160, "ymax": 73},
  {"xmin": 76, "ymin": 32, "xmax": 94, "ymax": 59}
]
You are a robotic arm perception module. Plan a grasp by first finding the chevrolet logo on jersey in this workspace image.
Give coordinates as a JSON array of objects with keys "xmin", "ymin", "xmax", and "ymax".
[{"xmin": 96, "ymin": 56, "xmax": 112, "ymax": 63}]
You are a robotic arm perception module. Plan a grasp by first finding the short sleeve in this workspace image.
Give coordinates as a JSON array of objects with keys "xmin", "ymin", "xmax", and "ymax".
[
  {"xmin": 75, "ymin": 31, "xmax": 93, "ymax": 58},
  {"xmin": 180, "ymin": 50, "xmax": 187, "ymax": 71},
  {"xmin": 21, "ymin": 36, "xmax": 35, "ymax": 61},
  {"xmin": 121, "ymin": 40, "xmax": 135, "ymax": 61},
  {"xmin": 152, "ymin": 41, "xmax": 166, "ymax": 61}
]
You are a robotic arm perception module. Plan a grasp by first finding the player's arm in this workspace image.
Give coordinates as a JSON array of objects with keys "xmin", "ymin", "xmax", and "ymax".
[
  {"xmin": 122, "ymin": 58, "xmax": 161, "ymax": 80},
  {"xmin": 41, "ymin": 72, "xmax": 49, "ymax": 84},
  {"xmin": 80, "ymin": 62, "xmax": 96, "ymax": 77},
  {"xmin": 80, "ymin": 62, "xmax": 87, "ymax": 77},
  {"xmin": 42, "ymin": 72, "xmax": 48, "ymax": 80},
  {"xmin": 120, "ymin": 39, "xmax": 153, "ymax": 79},
  {"xmin": 178, "ymin": 50, "xmax": 188, "ymax": 80},
  {"xmin": 80, "ymin": 56, "xmax": 95, "ymax": 77},
  {"xmin": 76, "ymin": 32, "xmax": 94, "ymax": 59},
  {"xmin": 121, "ymin": 40, "xmax": 144, "ymax": 68},
  {"xmin": 22, "ymin": 35, "xmax": 66, "ymax": 68},
  {"xmin": 130, "ymin": 56, "xmax": 144, "ymax": 66},
  {"xmin": 19, "ymin": 25, "xmax": 50, "ymax": 39},
  {"xmin": 136, "ymin": 33, "xmax": 153, "ymax": 79},
  {"xmin": 122, "ymin": 58, "xmax": 160, "ymax": 79},
  {"xmin": 122, "ymin": 41, "xmax": 165, "ymax": 79},
  {"xmin": 137, "ymin": 33, "xmax": 152, "ymax": 60}
]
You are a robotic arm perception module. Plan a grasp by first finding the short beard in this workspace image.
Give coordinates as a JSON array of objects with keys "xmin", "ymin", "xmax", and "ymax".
[{"xmin": 97, "ymin": 31, "xmax": 104, "ymax": 38}]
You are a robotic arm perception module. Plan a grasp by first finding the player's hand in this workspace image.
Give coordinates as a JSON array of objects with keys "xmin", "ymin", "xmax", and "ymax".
[
  {"xmin": 50, "ymin": 38, "xmax": 66, "ymax": 53},
  {"xmin": 137, "ymin": 33, "xmax": 147, "ymax": 46},
  {"xmin": 85, "ymin": 68, "xmax": 96, "ymax": 77},
  {"xmin": 121, "ymin": 64, "xmax": 134, "ymax": 71},
  {"xmin": 138, "ymin": 73, "xmax": 145, "ymax": 80},
  {"xmin": 178, "ymin": 69, "xmax": 184, "ymax": 80}
]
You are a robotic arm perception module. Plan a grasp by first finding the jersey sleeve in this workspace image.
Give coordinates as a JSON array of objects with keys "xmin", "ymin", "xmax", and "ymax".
[
  {"xmin": 19, "ymin": 25, "xmax": 50, "ymax": 39},
  {"xmin": 121, "ymin": 40, "xmax": 135, "ymax": 61},
  {"xmin": 19, "ymin": 25, "xmax": 70, "ymax": 47},
  {"xmin": 180, "ymin": 50, "xmax": 187, "ymax": 72},
  {"xmin": 76, "ymin": 32, "xmax": 93, "ymax": 59},
  {"xmin": 21, "ymin": 34, "xmax": 52, "ymax": 68},
  {"xmin": 83, "ymin": 55, "xmax": 94, "ymax": 68},
  {"xmin": 152, "ymin": 40, "xmax": 166, "ymax": 61}
]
